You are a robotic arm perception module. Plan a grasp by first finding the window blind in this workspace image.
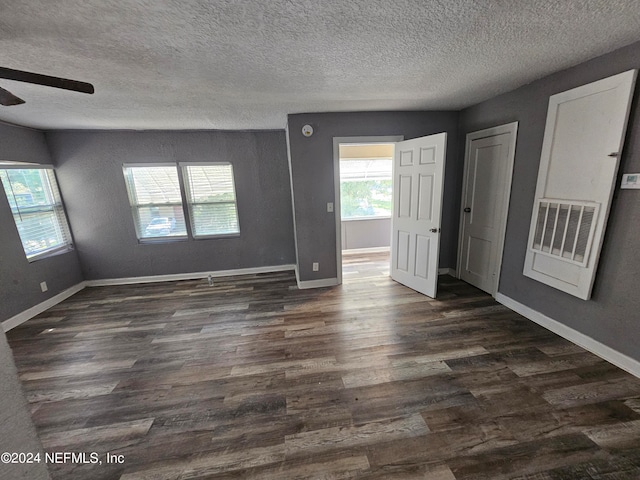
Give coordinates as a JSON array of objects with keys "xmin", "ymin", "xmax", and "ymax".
[
  {"xmin": 0, "ymin": 168, "xmax": 73, "ymax": 260},
  {"xmin": 122, "ymin": 165, "xmax": 187, "ymax": 240},
  {"xmin": 182, "ymin": 164, "xmax": 239, "ymax": 237}
]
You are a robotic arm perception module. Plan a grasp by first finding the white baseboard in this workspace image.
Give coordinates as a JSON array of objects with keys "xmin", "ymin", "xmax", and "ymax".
[
  {"xmin": 342, "ymin": 247, "xmax": 390, "ymax": 255},
  {"xmin": 85, "ymin": 264, "xmax": 296, "ymax": 287},
  {"xmin": 297, "ymin": 277, "xmax": 340, "ymax": 289},
  {"xmin": 2, "ymin": 282, "xmax": 86, "ymax": 332},
  {"xmin": 496, "ymin": 293, "xmax": 640, "ymax": 379},
  {"xmin": 438, "ymin": 268, "xmax": 457, "ymax": 276}
]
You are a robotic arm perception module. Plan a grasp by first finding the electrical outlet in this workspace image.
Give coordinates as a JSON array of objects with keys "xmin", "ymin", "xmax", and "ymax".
[
  {"xmin": 40, "ymin": 281, "xmax": 48, "ymax": 292},
  {"xmin": 327, "ymin": 202, "xmax": 334, "ymax": 212},
  {"xmin": 312, "ymin": 262, "xmax": 319, "ymax": 271}
]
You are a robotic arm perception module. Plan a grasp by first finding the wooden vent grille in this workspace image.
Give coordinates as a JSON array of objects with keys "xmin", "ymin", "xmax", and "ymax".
[{"xmin": 531, "ymin": 199, "xmax": 600, "ymax": 267}]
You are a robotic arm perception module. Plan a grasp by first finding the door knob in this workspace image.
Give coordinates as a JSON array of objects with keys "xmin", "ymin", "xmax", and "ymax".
[
  {"xmin": 429, "ymin": 228, "xmax": 440, "ymax": 233},
  {"xmin": 463, "ymin": 207, "xmax": 471, "ymax": 213}
]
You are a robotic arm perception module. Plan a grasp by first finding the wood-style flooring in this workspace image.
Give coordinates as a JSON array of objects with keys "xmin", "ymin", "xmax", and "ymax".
[{"xmin": 7, "ymin": 252, "xmax": 640, "ymax": 479}]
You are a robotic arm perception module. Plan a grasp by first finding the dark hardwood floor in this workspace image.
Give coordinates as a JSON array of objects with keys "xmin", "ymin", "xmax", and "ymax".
[{"xmin": 7, "ymin": 251, "xmax": 640, "ymax": 479}]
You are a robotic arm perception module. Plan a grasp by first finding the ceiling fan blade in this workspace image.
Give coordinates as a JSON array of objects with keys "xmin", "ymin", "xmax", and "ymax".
[
  {"xmin": 0, "ymin": 67, "xmax": 94, "ymax": 94},
  {"xmin": 0, "ymin": 86, "xmax": 25, "ymax": 106}
]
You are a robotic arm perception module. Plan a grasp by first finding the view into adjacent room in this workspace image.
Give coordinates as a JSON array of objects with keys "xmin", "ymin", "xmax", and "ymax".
[
  {"xmin": 338, "ymin": 143, "xmax": 394, "ymax": 276},
  {"xmin": 339, "ymin": 143, "xmax": 394, "ymax": 249}
]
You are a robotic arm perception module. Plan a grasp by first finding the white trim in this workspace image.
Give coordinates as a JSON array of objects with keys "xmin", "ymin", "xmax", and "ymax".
[
  {"xmin": 457, "ymin": 122, "xmax": 518, "ymax": 297},
  {"xmin": 438, "ymin": 268, "xmax": 457, "ymax": 276},
  {"xmin": 122, "ymin": 162, "xmax": 176, "ymax": 168},
  {"xmin": 297, "ymin": 277, "xmax": 340, "ymax": 289},
  {"xmin": 342, "ymin": 246, "xmax": 390, "ymax": 255},
  {"xmin": 333, "ymin": 136, "xmax": 404, "ymax": 286},
  {"xmin": 285, "ymin": 124, "xmax": 301, "ymax": 287},
  {"xmin": 85, "ymin": 264, "xmax": 296, "ymax": 287},
  {"xmin": 496, "ymin": 293, "xmax": 640, "ymax": 379},
  {"xmin": 2, "ymin": 282, "xmax": 86, "ymax": 332},
  {"xmin": 179, "ymin": 161, "xmax": 232, "ymax": 167},
  {"xmin": 1, "ymin": 163, "xmax": 52, "ymax": 170},
  {"xmin": 342, "ymin": 216, "xmax": 391, "ymax": 222}
]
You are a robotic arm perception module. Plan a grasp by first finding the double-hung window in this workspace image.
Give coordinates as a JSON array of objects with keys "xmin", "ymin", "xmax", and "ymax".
[
  {"xmin": 0, "ymin": 166, "xmax": 73, "ymax": 261},
  {"xmin": 122, "ymin": 164, "xmax": 188, "ymax": 240},
  {"xmin": 182, "ymin": 163, "xmax": 239, "ymax": 237},
  {"xmin": 122, "ymin": 163, "xmax": 239, "ymax": 241}
]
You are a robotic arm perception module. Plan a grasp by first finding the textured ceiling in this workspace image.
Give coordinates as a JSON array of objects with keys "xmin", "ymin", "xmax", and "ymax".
[{"xmin": 1, "ymin": 1, "xmax": 640, "ymax": 130}]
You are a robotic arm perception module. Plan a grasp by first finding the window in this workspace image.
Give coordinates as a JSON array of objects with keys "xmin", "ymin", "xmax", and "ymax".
[
  {"xmin": 122, "ymin": 163, "xmax": 239, "ymax": 241},
  {"xmin": 182, "ymin": 163, "xmax": 239, "ymax": 237},
  {"xmin": 0, "ymin": 166, "xmax": 73, "ymax": 260},
  {"xmin": 340, "ymin": 159, "xmax": 392, "ymax": 219},
  {"xmin": 122, "ymin": 165, "xmax": 188, "ymax": 240}
]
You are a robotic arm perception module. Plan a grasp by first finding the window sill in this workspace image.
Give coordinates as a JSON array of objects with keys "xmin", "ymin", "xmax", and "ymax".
[
  {"xmin": 27, "ymin": 245, "xmax": 74, "ymax": 263},
  {"xmin": 341, "ymin": 216, "xmax": 391, "ymax": 222},
  {"xmin": 193, "ymin": 232, "xmax": 241, "ymax": 240},
  {"xmin": 138, "ymin": 236, "xmax": 188, "ymax": 245}
]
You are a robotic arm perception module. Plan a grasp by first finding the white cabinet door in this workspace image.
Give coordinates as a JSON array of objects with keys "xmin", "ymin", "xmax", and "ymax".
[
  {"xmin": 523, "ymin": 70, "xmax": 637, "ymax": 299},
  {"xmin": 391, "ymin": 133, "xmax": 446, "ymax": 298}
]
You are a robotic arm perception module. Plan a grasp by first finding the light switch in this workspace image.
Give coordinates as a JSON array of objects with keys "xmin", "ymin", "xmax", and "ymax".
[
  {"xmin": 621, "ymin": 173, "xmax": 640, "ymax": 189},
  {"xmin": 327, "ymin": 202, "xmax": 334, "ymax": 212}
]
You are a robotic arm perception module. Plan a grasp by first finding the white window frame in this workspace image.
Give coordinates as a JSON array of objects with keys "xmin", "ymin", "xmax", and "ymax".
[
  {"xmin": 0, "ymin": 164, "xmax": 73, "ymax": 261},
  {"xmin": 180, "ymin": 162, "xmax": 240, "ymax": 239},
  {"xmin": 122, "ymin": 163, "xmax": 189, "ymax": 242}
]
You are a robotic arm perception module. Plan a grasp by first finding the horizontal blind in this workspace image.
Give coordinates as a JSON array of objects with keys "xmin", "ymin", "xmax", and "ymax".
[
  {"xmin": 183, "ymin": 164, "xmax": 239, "ymax": 237},
  {"xmin": 122, "ymin": 166, "xmax": 187, "ymax": 239},
  {"xmin": 0, "ymin": 168, "xmax": 73, "ymax": 259}
]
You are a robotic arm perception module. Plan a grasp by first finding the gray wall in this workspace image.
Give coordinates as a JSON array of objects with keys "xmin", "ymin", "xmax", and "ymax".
[
  {"xmin": 341, "ymin": 218, "xmax": 391, "ymax": 250},
  {"xmin": 287, "ymin": 111, "xmax": 460, "ymax": 282},
  {"xmin": 460, "ymin": 40, "xmax": 640, "ymax": 362},
  {"xmin": 0, "ymin": 122, "xmax": 59, "ymax": 480},
  {"xmin": 46, "ymin": 130, "xmax": 296, "ymax": 280},
  {"xmin": 0, "ymin": 331, "xmax": 50, "ymax": 479},
  {"xmin": 0, "ymin": 122, "xmax": 84, "ymax": 322}
]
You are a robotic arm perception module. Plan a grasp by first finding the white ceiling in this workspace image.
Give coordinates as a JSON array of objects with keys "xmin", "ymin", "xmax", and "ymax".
[{"xmin": 1, "ymin": 1, "xmax": 639, "ymax": 131}]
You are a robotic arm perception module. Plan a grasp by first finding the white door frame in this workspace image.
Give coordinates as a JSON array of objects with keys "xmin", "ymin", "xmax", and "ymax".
[
  {"xmin": 333, "ymin": 135, "xmax": 404, "ymax": 284},
  {"xmin": 456, "ymin": 122, "xmax": 518, "ymax": 297}
]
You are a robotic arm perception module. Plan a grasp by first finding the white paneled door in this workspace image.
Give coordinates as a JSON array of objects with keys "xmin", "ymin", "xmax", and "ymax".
[
  {"xmin": 391, "ymin": 133, "xmax": 447, "ymax": 298},
  {"xmin": 523, "ymin": 70, "xmax": 636, "ymax": 300},
  {"xmin": 458, "ymin": 123, "xmax": 517, "ymax": 296}
]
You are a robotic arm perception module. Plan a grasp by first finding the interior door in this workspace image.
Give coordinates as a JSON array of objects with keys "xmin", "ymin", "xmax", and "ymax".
[
  {"xmin": 523, "ymin": 70, "xmax": 636, "ymax": 299},
  {"xmin": 391, "ymin": 133, "xmax": 447, "ymax": 298},
  {"xmin": 459, "ymin": 125, "xmax": 517, "ymax": 295}
]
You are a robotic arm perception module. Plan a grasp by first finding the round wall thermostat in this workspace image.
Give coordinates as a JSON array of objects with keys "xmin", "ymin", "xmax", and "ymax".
[{"xmin": 302, "ymin": 124, "xmax": 314, "ymax": 137}]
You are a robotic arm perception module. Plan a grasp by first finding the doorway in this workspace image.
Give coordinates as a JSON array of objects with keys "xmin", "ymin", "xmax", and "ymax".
[
  {"xmin": 334, "ymin": 133, "xmax": 448, "ymax": 299},
  {"xmin": 333, "ymin": 136, "xmax": 403, "ymax": 284}
]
